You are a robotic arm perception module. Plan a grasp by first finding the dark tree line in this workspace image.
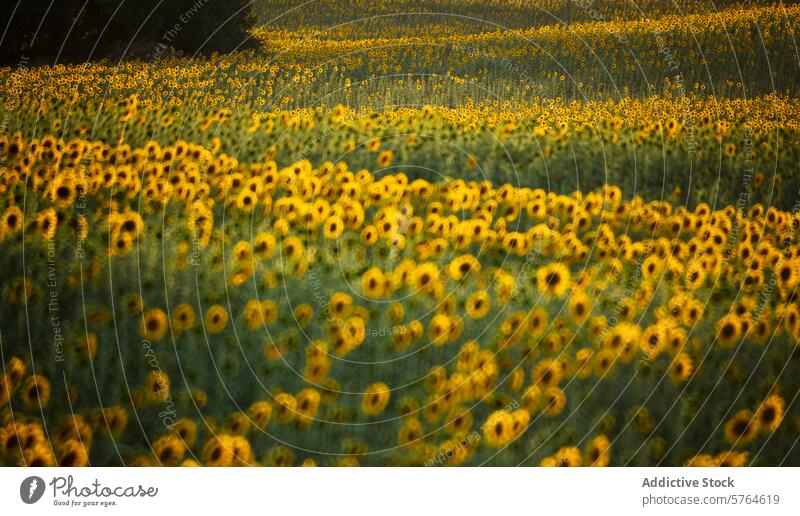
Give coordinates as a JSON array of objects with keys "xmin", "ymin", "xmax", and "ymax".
[{"xmin": 0, "ymin": 0, "xmax": 256, "ymax": 65}]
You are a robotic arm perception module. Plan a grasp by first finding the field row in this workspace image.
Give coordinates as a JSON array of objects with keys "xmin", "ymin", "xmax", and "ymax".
[
  {"xmin": 3, "ymin": 93, "xmax": 799, "ymax": 208},
  {"xmin": 0, "ymin": 136, "xmax": 798, "ymax": 465},
  {"xmin": 2, "ymin": 4, "xmax": 798, "ymax": 111},
  {"xmin": 253, "ymin": 0, "xmax": 794, "ymax": 34}
]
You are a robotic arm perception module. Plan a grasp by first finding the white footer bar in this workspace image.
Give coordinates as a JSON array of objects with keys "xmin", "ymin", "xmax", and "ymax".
[{"xmin": 2, "ymin": 467, "xmax": 798, "ymax": 515}]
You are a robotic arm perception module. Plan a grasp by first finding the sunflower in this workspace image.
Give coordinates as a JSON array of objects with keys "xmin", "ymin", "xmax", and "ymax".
[
  {"xmin": 454, "ymin": 341, "xmax": 478, "ymax": 373},
  {"xmin": 632, "ymin": 407, "xmax": 656, "ymax": 434},
  {"xmin": 539, "ymin": 456, "xmax": 558, "ymax": 467},
  {"xmin": 684, "ymin": 454, "xmax": 719, "ymax": 467},
  {"xmin": 242, "ymin": 401, "xmax": 272, "ymax": 430},
  {"xmin": 587, "ymin": 315, "xmax": 607, "ymax": 343},
  {"xmin": 682, "ymin": 299, "xmax": 704, "ymax": 327},
  {"xmin": 483, "ymin": 410, "xmax": 514, "ymax": 447},
  {"xmin": 641, "ymin": 323, "xmax": 667, "ymax": 358},
  {"xmin": 669, "ymin": 353, "xmax": 694, "ymax": 384},
  {"xmin": 144, "ymin": 371, "xmax": 170, "ymax": 404},
  {"xmin": 784, "ymin": 303, "xmax": 800, "ymax": 336},
  {"xmin": 429, "ymin": 313, "xmax": 451, "ymax": 346},
  {"xmin": 776, "ymin": 259, "xmax": 799, "ymax": 290},
  {"xmin": 531, "ymin": 358, "xmax": 563, "ymax": 388},
  {"xmin": 295, "ymin": 388, "xmax": 321, "ymax": 425},
  {"xmin": 1, "ymin": 422, "xmax": 24, "ymax": 457},
  {"xmin": 232, "ymin": 240, "xmax": 252, "ymax": 263},
  {"xmin": 568, "ymin": 289, "xmax": 590, "ymax": 323},
  {"xmin": 55, "ymin": 414, "xmax": 93, "ymax": 450},
  {"xmin": 205, "ymin": 304, "xmax": 229, "ymax": 333},
  {"xmin": 666, "ymin": 326, "xmax": 687, "ymax": 354},
  {"xmin": 110, "ymin": 228, "xmax": 136, "ymax": 255},
  {"xmin": 274, "ymin": 393, "xmax": 297, "ymax": 424},
  {"xmin": 752, "ymin": 315, "xmax": 772, "ymax": 344},
  {"xmin": 642, "ymin": 255, "xmax": 663, "ymax": 279},
  {"xmin": 464, "ymin": 290, "xmax": 491, "ymax": 319},
  {"xmin": 617, "ymin": 297, "xmax": 637, "ymax": 321},
  {"xmin": 170, "ymin": 419, "xmax": 197, "ymax": 447},
  {"xmin": 436, "ymin": 438, "xmax": 470, "ymax": 466},
  {"xmin": 571, "ymin": 347, "xmax": 592, "ymax": 379},
  {"xmin": 294, "ymin": 303, "xmax": 314, "ymax": 327},
  {"xmin": 716, "ymin": 450, "xmax": 749, "ymax": 467},
  {"xmin": 21, "ymin": 443, "xmax": 56, "ymax": 467},
  {"xmin": 252, "ymin": 231, "xmax": 276, "ymax": 259},
  {"xmin": 362, "ymin": 382, "xmax": 391, "ymax": 416},
  {"xmin": 21, "ymin": 374, "xmax": 51, "ymax": 410},
  {"xmin": 392, "ymin": 326, "xmax": 414, "ymax": 352},
  {"xmin": 377, "ymin": 150, "xmax": 393, "ymax": 168},
  {"xmin": 724, "ymin": 409, "xmax": 760, "ymax": 446},
  {"xmin": 360, "ymin": 225, "xmax": 378, "ymax": 245},
  {"xmin": 289, "ymin": 257, "xmax": 309, "ymax": 278},
  {"xmin": 551, "ymin": 446, "xmax": 582, "ymax": 467},
  {"xmin": 593, "ymin": 349, "xmax": 617, "ymax": 378},
  {"xmin": 117, "ymin": 211, "xmax": 144, "ymax": 237},
  {"xmin": 398, "ymin": 418, "xmax": 423, "ymax": 446},
  {"xmin": 35, "ymin": 208, "xmax": 58, "ymax": 240},
  {"xmin": 90, "ymin": 405, "xmax": 128, "ymax": 440},
  {"xmin": 585, "ymin": 435, "xmax": 611, "ymax": 466},
  {"xmin": 502, "ymin": 231, "xmax": 529, "ymax": 255},
  {"xmin": 78, "ymin": 332, "xmax": 98, "ymax": 361},
  {"xmin": 339, "ymin": 315, "xmax": 365, "ymax": 349},
  {"xmin": 202, "ymin": 435, "xmax": 235, "ymax": 466},
  {"xmin": 121, "ymin": 294, "xmax": 143, "ymax": 317},
  {"xmin": 265, "ymin": 446, "xmax": 295, "ymax": 467},
  {"xmin": 1, "ymin": 205, "xmax": 24, "ymax": 234},
  {"xmin": 323, "ymin": 215, "xmax": 344, "ymax": 239},
  {"xmin": 536, "ymin": 262, "xmax": 571, "ymax": 298},
  {"xmin": 321, "ymin": 294, "xmax": 349, "ymax": 323},
  {"xmin": 448, "ymin": 254, "xmax": 480, "ymax": 281},
  {"xmin": 528, "ymin": 307, "xmax": 549, "ymax": 336},
  {"xmin": 755, "ymin": 395, "xmax": 784, "ymax": 433},
  {"xmin": 684, "ymin": 260, "xmax": 706, "ymax": 290},
  {"xmin": 8, "ymin": 356, "xmax": 25, "ymax": 384},
  {"xmin": 259, "ymin": 300, "xmax": 278, "ymax": 326},
  {"xmin": 141, "ymin": 308, "xmax": 169, "ymax": 341},
  {"xmin": 367, "ymin": 137, "xmax": 381, "ymax": 152},
  {"xmin": 153, "ymin": 434, "xmax": 186, "ymax": 465},
  {"xmin": 188, "ymin": 389, "xmax": 208, "ymax": 408},
  {"xmin": 281, "ymin": 236, "xmax": 304, "ymax": 260},
  {"xmin": 542, "ymin": 386, "xmax": 566, "ymax": 417},
  {"xmin": 716, "ymin": 314, "xmax": 743, "ymax": 348},
  {"xmin": 225, "ymin": 412, "xmax": 251, "ymax": 436},
  {"xmin": 520, "ymin": 385, "xmax": 542, "ymax": 414},
  {"xmin": 230, "ymin": 436, "xmax": 254, "ymax": 466},
  {"xmin": 235, "ymin": 189, "xmax": 257, "ymax": 211},
  {"xmin": 510, "ymin": 409, "xmax": 531, "ymax": 438},
  {"xmin": 57, "ymin": 439, "xmax": 89, "ymax": 467},
  {"xmin": 408, "ymin": 320, "xmax": 425, "ymax": 341},
  {"xmin": 412, "ymin": 262, "xmax": 440, "ymax": 293},
  {"xmin": 172, "ymin": 303, "xmax": 196, "ymax": 333},
  {"xmin": 243, "ymin": 299, "xmax": 263, "ymax": 330},
  {"xmin": 361, "ymin": 267, "xmax": 386, "ymax": 298},
  {"xmin": 306, "ymin": 348, "xmax": 332, "ymax": 380},
  {"xmin": 445, "ymin": 405, "xmax": 474, "ymax": 435}
]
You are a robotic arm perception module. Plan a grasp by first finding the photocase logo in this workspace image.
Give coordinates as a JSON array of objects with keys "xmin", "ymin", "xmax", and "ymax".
[{"xmin": 20, "ymin": 476, "xmax": 45, "ymax": 504}]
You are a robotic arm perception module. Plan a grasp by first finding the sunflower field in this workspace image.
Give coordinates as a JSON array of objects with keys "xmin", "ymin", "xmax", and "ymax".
[{"xmin": 1, "ymin": 0, "xmax": 800, "ymax": 467}]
